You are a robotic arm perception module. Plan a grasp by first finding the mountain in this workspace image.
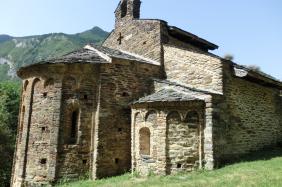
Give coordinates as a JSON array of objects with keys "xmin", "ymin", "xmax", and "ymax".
[
  {"xmin": 0, "ymin": 27, "xmax": 109, "ymax": 81},
  {"xmin": 0, "ymin": 35, "xmax": 13, "ymax": 43}
]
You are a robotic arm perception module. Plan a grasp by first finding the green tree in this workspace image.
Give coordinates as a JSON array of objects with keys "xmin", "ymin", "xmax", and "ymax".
[{"xmin": 0, "ymin": 81, "xmax": 20, "ymax": 187}]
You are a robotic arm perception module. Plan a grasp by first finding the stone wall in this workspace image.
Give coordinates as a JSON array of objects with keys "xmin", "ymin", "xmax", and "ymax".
[
  {"xmin": 103, "ymin": 19, "xmax": 163, "ymax": 64},
  {"xmin": 56, "ymin": 65, "xmax": 99, "ymax": 179},
  {"xmin": 163, "ymin": 45, "xmax": 223, "ymax": 93},
  {"xmin": 214, "ymin": 65, "xmax": 282, "ymax": 162},
  {"xmin": 131, "ymin": 102, "xmax": 205, "ymax": 176},
  {"xmin": 94, "ymin": 59, "xmax": 161, "ymax": 178},
  {"xmin": 12, "ymin": 65, "xmax": 63, "ymax": 186}
]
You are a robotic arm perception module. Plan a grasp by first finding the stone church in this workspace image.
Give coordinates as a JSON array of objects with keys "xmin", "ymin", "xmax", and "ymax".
[{"xmin": 11, "ymin": 0, "xmax": 282, "ymax": 186}]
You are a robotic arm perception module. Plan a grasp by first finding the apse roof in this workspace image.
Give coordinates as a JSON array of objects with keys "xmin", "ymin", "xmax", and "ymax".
[{"xmin": 133, "ymin": 88, "xmax": 200, "ymax": 104}]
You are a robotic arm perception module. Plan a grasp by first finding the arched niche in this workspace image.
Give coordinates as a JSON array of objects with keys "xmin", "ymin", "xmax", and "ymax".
[
  {"xmin": 139, "ymin": 127, "xmax": 150, "ymax": 156},
  {"xmin": 145, "ymin": 110, "xmax": 157, "ymax": 125},
  {"xmin": 24, "ymin": 80, "xmax": 29, "ymax": 91},
  {"xmin": 63, "ymin": 76, "xmax": 77, "ymax": 90},
  {"xmin": 135, "ymin": 112, "xmax": 143, "ymax": 124},
  {"xmin": 44, "ymin": 78, "xmax": 54, "ymax": 89},
  {"xmin": 166, "ymin": 111, "xmax": 181, "ymax": 124},
  {"xmin": 184, "ymin": 111, "xmax": 199, "ymax": 128}
]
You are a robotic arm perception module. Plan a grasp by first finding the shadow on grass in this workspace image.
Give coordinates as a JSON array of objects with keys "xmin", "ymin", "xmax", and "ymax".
[{"xmin": 217, "ymin": 144, "xmax": 282, "ymax": 168}]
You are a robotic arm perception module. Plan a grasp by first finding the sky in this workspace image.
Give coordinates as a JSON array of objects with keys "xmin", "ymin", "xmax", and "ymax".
[{"xmin": 0, "ymin": 0, "xmax": 281, "ymax": 80}]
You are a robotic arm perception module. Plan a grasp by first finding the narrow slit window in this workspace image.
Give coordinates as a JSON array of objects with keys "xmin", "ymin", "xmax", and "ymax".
[{"xmin": 69, "ymin": 110, "xmax": 79, "ymax": 144}]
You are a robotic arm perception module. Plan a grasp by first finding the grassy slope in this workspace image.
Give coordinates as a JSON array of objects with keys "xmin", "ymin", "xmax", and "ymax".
[{"xmin": 57, "ymin": 148, "xmax": 282, "ymax": 187}]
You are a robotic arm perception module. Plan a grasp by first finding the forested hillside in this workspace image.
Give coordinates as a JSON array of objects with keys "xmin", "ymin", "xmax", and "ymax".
[{"xmin": 0, "ymin": 27, "xmax": 108, "ymax": 81}]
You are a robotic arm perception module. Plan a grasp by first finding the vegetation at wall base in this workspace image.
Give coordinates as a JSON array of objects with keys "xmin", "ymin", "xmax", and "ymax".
[
  {"xmin": 0, "ymin": 81, "xmax": 21, "ymax": 187},
  {"xmin": 57, "ymin": 147, "xmax": 282, "ymax": 187}
]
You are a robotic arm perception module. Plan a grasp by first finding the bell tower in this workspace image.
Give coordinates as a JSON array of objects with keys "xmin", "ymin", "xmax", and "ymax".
[{"xmin": 115, "ymin": 0, "xmax": 141, "ymax": 26}]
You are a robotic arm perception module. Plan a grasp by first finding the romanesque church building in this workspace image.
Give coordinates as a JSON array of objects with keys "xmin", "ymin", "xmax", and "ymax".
[{"xmin": 11, "ymin": 0, "xmax": 282, "ymax": 186}]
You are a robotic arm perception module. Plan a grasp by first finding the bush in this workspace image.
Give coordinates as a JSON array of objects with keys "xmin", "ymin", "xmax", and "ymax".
[{"xmin": 0, "ymin": 81, "xmax": 20, "ymax": 187}]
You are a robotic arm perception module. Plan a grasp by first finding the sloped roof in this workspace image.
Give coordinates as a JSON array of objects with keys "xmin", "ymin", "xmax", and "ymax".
[
  {"xmin": 19, "ymin": 44, "xmax": 159, "ymax": 71},
  {"xmin": 137, "ymin": 19, "xmax": 218, "ymax": 51},
  {"xmin": 133, "ymin": 88, "xmax": 201, "ymax": 104},
  {"xmin": 153, "ymin": 79, "xmax": 222, "ymax": 95},
  {"xmin": 86, "ymin": 44, "xmax": 159, "ymax": 65},
  {"xmin": 35, "ymin": 48, "xmax": 107, "ymax": 64},
  {"xmin": 167, "ymin": 26, "xmax": 218, "ymax": 51}
]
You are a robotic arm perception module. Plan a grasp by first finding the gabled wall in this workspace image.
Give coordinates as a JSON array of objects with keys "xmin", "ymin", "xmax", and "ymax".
[
  {"xmin": 163, "ymin": 44, "xmax": 223, "ymax": 94},
  {"xmin": 103, "ymin": 19, "xmax": 164, "ymax": 64}
]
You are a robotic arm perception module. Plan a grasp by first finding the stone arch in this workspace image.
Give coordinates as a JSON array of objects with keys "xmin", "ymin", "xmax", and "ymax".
[
  {"xmin": 33, "ymin": 78, "xmax": 42, "ymax": 90},
  {"xmin": 32, "ymin": 78, "xmax": 43, "ymax": 98},
  {"xmin": 135, "ymin": 112, "xmax": 143, "ymax": 124},
  {"xmin": 184, "ymin": 111, "xmax": 200, "ymax": 127},
  {"xmin": 44, "ymin": 78, "xmax": 54, "ymax": 89},
  {"xmin": 24, "ymin": 80, "xmax": 29, "ymax": 91},
  {"xmin": 166, "ymin": 111, "xmax": 181, "ymax": 124},
  {"xmin": 139, "ymin": 127, "xmax": 150, "ymax": 155},
  {"xmin": 145, "ymin": 110, "xmax": 157, "ymax": 124},
  {"xmin": 63, "ymin": 76, "xmax": 77, "ymax": 90}
]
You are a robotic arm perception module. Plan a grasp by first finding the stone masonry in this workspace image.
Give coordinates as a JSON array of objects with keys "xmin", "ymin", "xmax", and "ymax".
[{"xmin": 11, "ymin": 0, "xmax": 282, "ymax": 186}]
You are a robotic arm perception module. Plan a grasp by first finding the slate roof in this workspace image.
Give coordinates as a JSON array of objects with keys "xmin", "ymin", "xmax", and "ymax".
[
  {"xmin": 153, "ymin": 79, "xmax": 222, "ymax": 95},
  {"xmin": 86, "ymin": 44, "xmax": 159, "ymax": 65},
  {"xmin": 167, "ymin": 26, "xmax": 218, "ymax": 51},
  {"xmin": 133, "ymin": 88, "xmax": 200, "ymax": 104},
  {"xmin": 232, "ymin": 63, "xmax": 281, "ymax": 83},
  {"xmin": 36, "ymin": 48, "xmax": 106, "ymax": 65},
  {"xmin": 20, "ymin": 45, "xmax": 159, "ymax": 70}
]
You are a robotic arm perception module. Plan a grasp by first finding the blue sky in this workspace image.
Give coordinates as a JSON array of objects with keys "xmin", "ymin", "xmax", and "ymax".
[{"xmin": 0, "ymin": 0, "xmax": 281, "ymax": 80}]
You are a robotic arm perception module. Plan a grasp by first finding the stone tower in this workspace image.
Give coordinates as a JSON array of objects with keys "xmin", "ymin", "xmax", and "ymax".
[{"xmin": 115, "ymin": 0, "xmax": 141, "ymax": 26}]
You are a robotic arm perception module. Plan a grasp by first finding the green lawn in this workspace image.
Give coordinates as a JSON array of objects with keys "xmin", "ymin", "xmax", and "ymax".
[{"xmin": 57, "ymin": 148, "xmax": 282, "ymax": 187}]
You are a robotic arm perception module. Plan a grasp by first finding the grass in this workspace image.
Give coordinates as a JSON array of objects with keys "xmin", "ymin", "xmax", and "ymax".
[{"xmin": 56, "ymin": 147, "xmax": 282, "ymax": 187}]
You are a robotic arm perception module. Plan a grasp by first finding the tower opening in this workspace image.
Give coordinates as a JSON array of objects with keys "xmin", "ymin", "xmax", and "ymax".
[{"xmin": 120, "ymin": 0, "xmax": 127, "ymax": 18}]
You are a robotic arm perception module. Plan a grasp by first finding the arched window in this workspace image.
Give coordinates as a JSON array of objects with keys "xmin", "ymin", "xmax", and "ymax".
[
  {"xmin": 139, "ymin": 127, "xmax": 150, "ymax": 155},
  {"xmin": 120, "ymin": 0, "xmax": 127, "ymax": 18},
  {"xmin": 69, "ymin": 110, "xmax": 79, "ymax": 144}
]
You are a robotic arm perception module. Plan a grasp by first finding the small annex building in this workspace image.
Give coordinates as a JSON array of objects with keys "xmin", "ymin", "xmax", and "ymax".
[{"xmin": 11, "ymin": 0, "xmax": 282, "ymax": 186}]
